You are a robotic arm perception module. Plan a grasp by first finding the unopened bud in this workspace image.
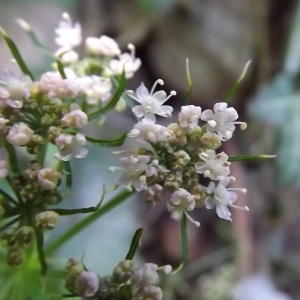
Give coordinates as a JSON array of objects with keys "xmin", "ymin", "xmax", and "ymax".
[
  {"xmin": 61, "ymin": 109, "xmax": 88, "ymax": 128},
  {"xmin": 200, "ymin": 133, "xmax": 221, "ymax": 150},
  {"xmin": 77, "ymin": 271, "xmax": 100, "ymax": 297},
  {"xmin": 6, "ymin": 123, "xmax": 34, "ymax": 146},
  {"xmin": 113, "ymin": 260, "xmax": 135, "ymax": 284},
  {"xmin": 35, "ymin": 211, "xmax": 59, "ymax": 230},
  {"xmin": 1, "ymin": 228, "xmax": 17, "ymax": 247},
  {"xmin": 15, "ymin": 226, "xmax": 35, "ymax": 247},
  {"xmin": 135, "ymin": 286, "xmax": 163, "ymax": 300},
  {"xmin": 37, "ymin": 167, "xmax": 61, "ymax": 190},
  {"xmin": 6, "ymin": 247, "xmax": 25, "ymax": 268},
  {"xmin": 66, "ymin": 257, "xmax": 83, "ymax": 271},
  {"xmin": 47, "ymin": 126, "xmax": 62, "ymax": 144}
]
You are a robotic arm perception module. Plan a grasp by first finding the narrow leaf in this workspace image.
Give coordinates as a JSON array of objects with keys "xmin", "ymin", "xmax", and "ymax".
[
  {"xmin": 125, "ymin": 228, "xmax": 144, "ymax": 260},
  {"xmin": 33, "ymin": 226, "xmax": 47, "ymax": 277},
  {"xmin": 229, "ymin": 154, "xmax": 276, "ymax": 162},
  {"xmin": 88, "ymin": 70, "xmax": 126, "ymax": 120},
  {"xmin": 185, "ymin": 58, "xmax": 193, "ymax": 104},
  {"xmin": 64, "ymin": 161, "xmax": 72, "ymax": 195},
  {"xmin": 225, "ymin": 60, "xmax": 251, "ymax": 102},
  {"xmin": 61, "ymin": 294, "xmax": 79, "ymax": 298},
  {"xmin": 85, "ymin": 132, "xmax": 128, "ymax": 147},
  {"xmin": 0, "ymin": 189, "xmax": 19, "ymax": 206},
  {"xmin": 171, "ymin": 214, "xmax": 188, "ymax": 274},
  {"xmin": 0, "ymin": 27, "xmax": 34, "ymax": 80},
  {"xmin": 53, "ymin": 185, "xmax": 106, "ymax": 215},
  {"xmin": 16, "ymin": 18, "xmax": 53, "ymax": 56},
  {"xmin": 0, "ymin": 216, "xmax": 21, "ymax": 233},
  {"xmin": 56, "ymin": 59, "xmax": 67, "ymax": 79}
]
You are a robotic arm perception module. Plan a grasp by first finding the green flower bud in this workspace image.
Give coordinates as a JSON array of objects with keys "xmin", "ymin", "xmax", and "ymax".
[
  {"xmin": 15, "ymin": 226, "xmax": 35, "ymax": 247},
  {"xmin": 47, "ymin": 126, "xmax": 62, "ymax": 144},
  {"xmin": 1, "ymin": 228, "xmax": 17, "ymax": 247},
  {"xmin": 29, "ymin": 82, "xmax": 42, "ymax": 99},
  {"xmin": 171, "ymin": 150, "xmax": 191, "ymax": 169},
  {"xmin": 113, "ymin": 260, "xmax": 135, "ymax": 284},
  {"xmin": 6, "ymin": 247, "xmax": 25, "ymax": 268},
  {"xmin": 164, "ymin": 172, "xmax": 182, "ymax": 192},
  {"xmin": 167, "ymin": 123, "xmax": 187, "ymax": 146},
  {"xmin": 35, "ymin": 211, "xmax": 59, "ymax": 230},
  {"xmin": 66, "ymin": 257, "xmax": 83, "ymax": 271},
  {"xmin": 191, "ymin": 185, "xmax": 206, "ymax": 207},
  {"xmin": 200, "ymin": 133, "xmax": 221, "ymax": 150}
]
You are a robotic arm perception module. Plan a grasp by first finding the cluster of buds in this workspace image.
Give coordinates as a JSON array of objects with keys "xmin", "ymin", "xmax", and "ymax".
[
  {"xmin": 111, "ymin": 80, "xmax": 249, "ymax": 225},
  {"xmin": 64, "ymin": 257, "xmax": 171, "ymax": 300}
]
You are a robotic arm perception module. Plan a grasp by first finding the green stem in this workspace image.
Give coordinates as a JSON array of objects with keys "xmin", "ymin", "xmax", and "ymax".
[{"xmin": 44, "ymin": 189, "xmax": 134, "ymax": 256}]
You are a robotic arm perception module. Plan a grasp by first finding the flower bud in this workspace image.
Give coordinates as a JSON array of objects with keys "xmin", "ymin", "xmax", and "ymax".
[
  {"xmin": 135, "ymin": 286, "xmax": 163, "ymax": 300},
  {"xmin": 142, "ymin": 184, "xmax": 163, "ymax": 206},
  {"xmin": 191, "ymin": 184, "xmax": 206, "ymax": 207},
  {"xmin": 172, "ymin": 150, "xmax": 191, "ymax": 168},
  {"xmin": 1, "ymin": 228, "xmax": 17, "ymax": 247},
  {"xmin": 167, "ymin": 123, "xmax": 187, "ymax": 146},
  {"xmin": 131, "ymin": 263, "xmax": 160, "ymax": 287},
  {"xmin": 6, "ymin": 247, "xmax": 25, "ymax": 268},
  {"xmin": 200, "ymin": 133, "xmax": 221, "ymax": 150},
  {"xmin": 37, "ymin": 167, "xmax": 61, "ymax": 190},
  {"xmin": 6, "ymin": 123, "xmax": 34, "ymax": 146},
  {"xmin": 113, "ymin": 260, "xmax": 135, "ymax": 284},
  {"xmin": 47, "ymin": 126, "xmax": 62, "ymax": 143},
  {"xmin": 15, "ymin": 226, "xmax": 35, "ymax": 247},
  {"xmin": 61, "ymin": 109, "xmax": 88, "ymax": 128},
  {"xmin": 66, "ymin": 257, "xmax": 83, "ymax": 271},
  {"xmin": 77, "ymin": 271, "xmax": 100, "ymax": 297},
  {"xmin": 35, "ymin": 211, "xmax": 59, "ymax": 230},
  {"xmin": 85, "ymin": 36, "xmax": 120, "ymax": 57}
]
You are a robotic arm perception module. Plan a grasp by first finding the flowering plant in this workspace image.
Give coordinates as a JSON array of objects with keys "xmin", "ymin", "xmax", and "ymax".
[{"xmin": 0, "ymin": 13, "xmax": 274, "ymax": 300}]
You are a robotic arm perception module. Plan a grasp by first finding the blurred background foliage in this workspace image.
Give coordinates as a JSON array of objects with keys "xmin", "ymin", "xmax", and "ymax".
[{"xmin": 1, "ymin": 0, "xmax": 300, "ymax": 299}]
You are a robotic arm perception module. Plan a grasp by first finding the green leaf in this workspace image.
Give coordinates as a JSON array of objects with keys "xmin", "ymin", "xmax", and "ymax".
[
  {"xmin": 228, "ymin": 154, "xmax": 276, "ymax": 162},
  {"xmin": 0, "ymin": 189, "xmax": 19, "ymax": 206},
  {"xmin": 16, "ymin": 19, "xmax": 54, "ymax": 57},
  {"xmin": 85, "ymin": 132, "xmax": 128, "ymax": 147},
  {"xmin": 225, "ymin": 61, "xmax": 251, "ymax": 102},
  {"xmin": 5, "ymin": 142, "xmax": 19, "ymax": 173},
  {"xmin": 125, "ymin": 228, "xmax": 144, "ymax": 260},
  {"xmin": 53, "ymin": 185, "xmax": 106, "ymax": 215},
  {"xmin": 0, "ymin": 216, "xmax": 20, "ymax": 233},
  {"xmin": 185, "ymin": 58, "xmax": 193, "ymax": 104},
  {"xmin": 88, "ymin": 71, "xmax": 126, "ymax": 120},
  {"xmin": 0, "ymin": 27, "xmax": 34, "ymax": 81},
  {"xmin": 56, "ymin": 59, "xmax": 67, "ymax": 79},
  {"xmin": 171, "ymin": 214, "xmax": 188, "ymax": 274},
  {"xmin": 64, "ymin": 161, "xmax": 72, "ymax": 196}
]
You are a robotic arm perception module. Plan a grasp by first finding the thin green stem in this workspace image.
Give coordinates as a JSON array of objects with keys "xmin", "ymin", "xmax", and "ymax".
[{"xmin": 44, "ymin": 189, "xmax": 134, "ymax": 256}]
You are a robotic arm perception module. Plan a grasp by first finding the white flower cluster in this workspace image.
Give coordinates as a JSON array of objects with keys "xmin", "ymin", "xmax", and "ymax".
[{"xmin": 112, "ymin": 81, "xmax": 249, "ymax": 224}]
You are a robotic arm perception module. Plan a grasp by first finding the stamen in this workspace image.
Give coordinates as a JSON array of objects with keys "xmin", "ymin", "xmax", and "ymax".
[
  {"xmin": 204, "ymin": 170, "xmax": 210, "ymax": 177},
  {"xmin": 228, "ymin": 188, "xmax": 247, "ymax": 193},
  {"xmin": 62, "ymin": 12, "xmax": 71, "ymax": 24},
  {"xmin": 109, "ymin": 166, "xmax": 123, "ymax": 172},
  {"xmin": 229, "ymin": 204, "xmax": 249, "ymax": 211},
  {"xmin": 165, "ymin": 91, "xmax": 177, "ymax": 101},
  {"xmin": 184, "ymin": 210, "xmax": 200, "ymax": 227},
  {"xmin": 240, "ymin": 122, "xmax": 247, "ymax": 130},
  {"xmin": 126, "ymin": 91, "xmax": 139, "ymax": 102},
  {"xmin": 200, "ymin": 152, "xmax": 209, "ymax": 158},
  {"xmin": 150, "ymin": 79, "xmax": 164, "ymax": 95},
  {"xmin": 207, "ymin": 120, "xmax": 217, "ymax": 127},
  {"xmin": 127, "ymin": 43, "xmax": 135, "ymax": 58}
]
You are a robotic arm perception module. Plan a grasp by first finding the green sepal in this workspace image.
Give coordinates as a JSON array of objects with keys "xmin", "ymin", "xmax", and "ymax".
[
  {"xmin": 88, "ymin": 70, "xmax": 126, "ymax": 120},
  {"xmin": 125, "ymin": 228, "xmax": 144, "ymax": 260},
  {"xmin": 225, "ymin": 61, "xmax": 251, "ymax": 102},
  {"xmin": 53, "ymin": 185, "xmax": 106, "ymax": 215},
  {"xmin": 64, "ymin": 161, "xmax": 72, "ymax": 196},
  {"xmin": 85, "ymin": 132, "xmax": 128, "ymax": 147},
  {"xmin": 0, "ymin": 27, "xmax": 34, "ymax": 80},
  {"xmin": 16, "ymin": 19, "xmax": 53, "ymax": 57},
  {"xmin": 56, "ymin": 59, "xmax": 67, "ymax": 79},
  {"xmin": 171, "ymin": 214, "xmax": 188, "ymax": 274},
  {"xmin": 33, "ymin": 225, "xmax": 47, "ymax": 277},
  {"xmin": 229, "ymin": 154, "xmax": 276, "ymax": 162},
  {"xmin": 185, "ymin": 58, "xmax": 193, "ymax": 104}
]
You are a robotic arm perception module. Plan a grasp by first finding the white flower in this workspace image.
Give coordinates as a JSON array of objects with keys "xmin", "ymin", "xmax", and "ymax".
[
  {"xmin": 38, "ymin": 72, "xmax": 62, "ymax": 94},
  {"xmin": 195, "ymin": 150, "xmax": 230, "ymax": 180},
  {"xmin": 129, "ymin": 118, "xmax": 172, "ymax": 144},
  {"xmin": 77, "ymin": 271, "xmax": 99, "ymax": 298},
  {"xmin": 54, "ymin": 133, "xmax": 88, "ymax": 161},
  {"xmin": 61, "ymin": 108, "xmax": 88, "ymax": 128},
  {"xmin": 37, "ymin": 167, "xmax": 61, "ymax": 190},
  {"xmin": 6, "ymin": 123, "xmax": 34, "ymax": 146},
  {"xmin": 78, "ymin": 76, "xmax": 112, "ymax": 105},
  {"xmin": 127, "ymin": 79, "xmax": 175, "ymax": 122},
  {"xmin": 0, "ymin": 72, "xmax": 32, "ymax": 108},
  {"xmin": 55, "ymin": 48, "xmax": 79, "ymax": 64},
  {"xmin": 143, "ymin": 184, "xmax": 164, "ymax": 205},
  {"xmin": 48, "ymin": 78, "xmax": 80, "ymax": 99},
  {"xmin": 55, "ymin": 13, "xmax": 82, "ymax": 48},
  {"xmin": 131, "ymin": 263, "xmax": 160, "ymax": 287},
  {"xmin": 85, "ymin": 35, "xmax": 121, "ymax": 57},
  {"xmin": 109, "ymin": 43, "xmax": 141, "ymax": 78},
  {"xmin": 0, "ymin": 157, "xmax": 8, "ymax": 180},
  {"xmin": 205, "ymin": 177, "xmax": 248, "ymax": 221},
  {"xmin": 178, "ymin": 105, "xmax": 202, "ymax": 132},
  {"xmin": 135, "ymin": 286, "xmax": 163, "ymax": 300},
  {"xmin": 201, "ymin": 102, "xmax": 247, "ymax": 141},
  {"xmin": 167, "ymin": 188, "xmax": 200, "ymax": 227},
  {"xmin": 110, "ymin": 155, "xmax": 152, "ymax": 191}
]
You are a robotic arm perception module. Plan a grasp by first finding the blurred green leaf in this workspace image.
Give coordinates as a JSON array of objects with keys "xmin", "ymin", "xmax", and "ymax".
[
  {"xmin": 125, "ymin": 228, "xmax": 144, "ymax": 260},
  {"xmin": 229, "ymin": 154, "xmax": 276, "ymax": 162},
  {"xmin": 85, "ymin": 132, "xmax": 128, "ymax": 147}
]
